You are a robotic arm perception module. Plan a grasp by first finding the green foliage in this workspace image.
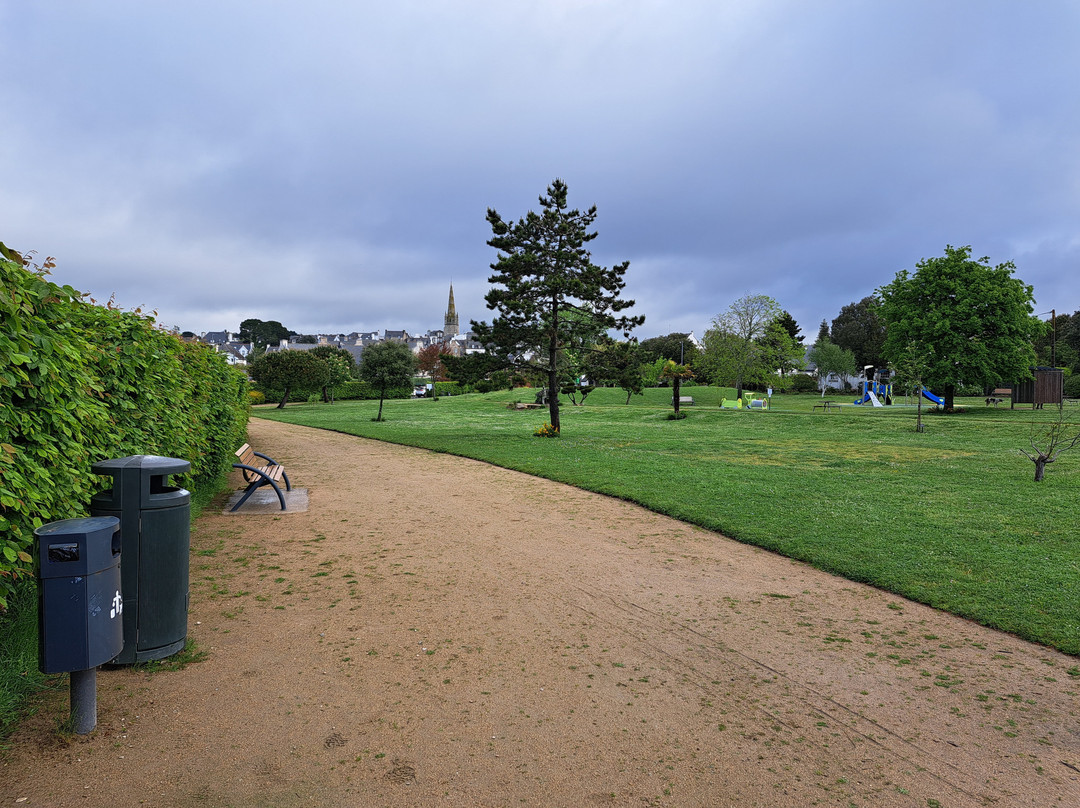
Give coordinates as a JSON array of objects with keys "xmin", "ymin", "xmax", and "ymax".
[
  {"xmin": 583, "ymin": 338, "xmax": 646, "ymax": 403},
  {"xmin": 308, "ymin": 345, "xmax": 355, "ymax": 402},
  {"xmin": 443, "ymin": 351, "xmax": 504, "ymax": 386},
  {"xmin": 533, "ymin": 422, "xmax": 560, "ymax": 438},
  {"xmin": 0, "ymin": 581, "xmax": 47, "ymax": 739},
  {"xmin": 473, "ymin": 178, "xmax": 644, "ymax": 432},
  {"xmin": 879, "ymin": 245, "xmax": 1040, "ymax": 409},
  {"xmin": 638, "ymin": 333, "xmax": 700, "ymax": 366},
  {"xmin": 830, "ymin": 296, "xmax": 887, "ymax": 368},
  {"xmin": 700, "ymin": 294, "xmax": 783, "ymax": 397},
  {"xmin": 641, "ymin": 357, "xmax": 668, "ymax": 388},
  {"xmin": 0, "ymin": 249, "xmax": 248, "ymax": 606},
  {"xmin": 433, "ymin": 381, "xmax": 463, "ymax": 396},
  {"xmin": 1064, "ymin": 374, "xmax": 1080, "ymax": 398},
  {"xmin": 249, "ymin": 349, "xmax": 331, "ymax": 408},
  {"xmin": 248, "ymin": 390, "xmax": 266, "ymax": 406},
  {"xmin": 330, "ymin": 380, "xmax": 412, "ymax": 401},
  {"xmin": 807, "ymin": 340, "xmax": 857, "ymax": 391},
  {"xmin": 359, "ymin": 341, "xmax": 417, "ymax": 421},
  {"xmin": 239, "ymin": 318, "xmax": 292, "ymax": 349}
]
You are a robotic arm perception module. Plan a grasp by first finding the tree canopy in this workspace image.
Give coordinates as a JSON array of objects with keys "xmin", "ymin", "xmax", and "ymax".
[
  {"xmin": 472, "ymin": 179, "xmax": 643, "ymax": 431},
  {"xmin": 308, "ymin": 344, "xmax": 355, "ymax": 403},
  {"xmin": 700, "ymin": 294, "xmax": 782, "ymax": 399},
  {"xmin": 878, "ymin": 245, "xmax": 1040, "ymax": 410},
  {"xmin": 359, "ymin": 340, "xmax": 416, "ymax": 421},
  {"xmin": 830, "ymin": 296, "xmax": 887, "ymax": 370},
  {"xmin": 250, "ymin": 350, "xmax": 331, "ymax": 408},
  {"xmin": 638, "ymin": 333, "xmax": 700, "ymax": 367},
  {"xmin": 582, "ymin": 338, "xmax": 646, "ymax": 404},
  {"xmin": 807, "ymin": 340, "xmax": 856, "ymax": 394},
  {"xmin": 239, "ymin": 318, "xmax": 293, "ymax": 349}
]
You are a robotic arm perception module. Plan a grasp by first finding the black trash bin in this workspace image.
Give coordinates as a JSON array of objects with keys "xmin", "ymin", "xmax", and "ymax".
[
  {"xmin": 36, "ymin": 516, "xmax": 124, "ymax": 674},
  {"xmin": 90, "ymin": 455, "xmax": 191, "ymax": 664}
]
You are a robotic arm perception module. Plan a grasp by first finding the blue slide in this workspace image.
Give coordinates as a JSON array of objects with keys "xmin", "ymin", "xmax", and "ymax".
[{"xmin": 920, "ymin": 388, "xmax": 944, "ymax": 406}]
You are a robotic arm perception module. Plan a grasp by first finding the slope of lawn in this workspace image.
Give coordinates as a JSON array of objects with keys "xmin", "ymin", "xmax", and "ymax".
[{"xmin": 254, "ymin": 387, "xmax": 1080, "ymax": 655}]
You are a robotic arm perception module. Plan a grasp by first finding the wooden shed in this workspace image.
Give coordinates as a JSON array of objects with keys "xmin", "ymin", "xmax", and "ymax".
[{"xmin": 1012, "ymin": 367, "xmax": 1064, "ymax": 409}]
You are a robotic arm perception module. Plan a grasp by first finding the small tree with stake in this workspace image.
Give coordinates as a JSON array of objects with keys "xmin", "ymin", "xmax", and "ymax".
[{"xmin": 1020, "ymin": 409, "xmax": 1080, "ymax": 482}]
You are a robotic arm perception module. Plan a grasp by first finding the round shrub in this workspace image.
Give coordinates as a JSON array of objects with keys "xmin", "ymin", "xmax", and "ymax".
[
  {"xmin": 1064, "ymin": 373, "xmax": 1080, "ymax": 398},
  {"xmin": 248, "ymin": 390, "xmax": 266, "ymax": 405},
  {"xmin": 790, "ymin": 374, "xmax": 819, "ymax": 393}
]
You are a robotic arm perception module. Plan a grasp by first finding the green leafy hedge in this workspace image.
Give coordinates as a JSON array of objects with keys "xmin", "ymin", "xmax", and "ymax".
[{"xmin": 0, "ymin": 248, "xmax": 249, "ymax": 607}]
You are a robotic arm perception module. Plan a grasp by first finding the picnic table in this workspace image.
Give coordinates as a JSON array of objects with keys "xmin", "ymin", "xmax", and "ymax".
[{"xmin": 813, "ymin": 400, "xmax": 841, "ymax": 413}]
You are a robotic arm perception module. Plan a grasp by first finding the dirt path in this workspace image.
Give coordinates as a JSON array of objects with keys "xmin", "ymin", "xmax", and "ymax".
[{"xmin": 3, "ymin": 418, "xmax": 1079, "ymax": 807}]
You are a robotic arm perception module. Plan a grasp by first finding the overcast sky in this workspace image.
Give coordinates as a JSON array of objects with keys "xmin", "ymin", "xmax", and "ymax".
[{"xmin": 2, "ymin": 1, "xmax": 1077, "ymax": 342}]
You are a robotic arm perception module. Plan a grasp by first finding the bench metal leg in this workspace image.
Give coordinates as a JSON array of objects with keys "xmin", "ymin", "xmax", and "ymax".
[{"xmin": 231, "ymin": 477, "xmax": 287, "ymax": 512}]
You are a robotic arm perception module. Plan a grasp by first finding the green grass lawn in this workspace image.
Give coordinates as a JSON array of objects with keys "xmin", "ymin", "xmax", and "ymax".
[{"xmin": 254, "ymin": 387, "xmax": 1080, "ymax": 655}]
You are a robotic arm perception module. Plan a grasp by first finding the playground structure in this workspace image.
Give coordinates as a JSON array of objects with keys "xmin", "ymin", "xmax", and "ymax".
[
  {"xmin": 919, "ymin": 388, "xmax": 944, "ymax": 406},
  {"xmin": 719, "ymin": 393, "xmax": 770, "ymax": 410},
  {"xmin": 852, "ymin": 367, "xmax": 946, "ymax": 408},
  {"xmin": 854, "ymin": 368, "xmax": 894, "ymax": 407}
]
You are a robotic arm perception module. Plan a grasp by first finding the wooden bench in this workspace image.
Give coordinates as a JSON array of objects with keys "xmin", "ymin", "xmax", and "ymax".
[
  {"xmin": 813, "ymin": 401, "xmax": 841, "ymax": 413},
  {"xmin": 232, "ymin": 444, "xmax": 292, "ymax": 512}
]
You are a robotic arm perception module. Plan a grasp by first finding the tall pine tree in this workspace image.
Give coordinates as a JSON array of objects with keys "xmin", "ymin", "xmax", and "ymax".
[{"xmin": 472, "ymin": 179, "xmax": 643, "ymax": 432}]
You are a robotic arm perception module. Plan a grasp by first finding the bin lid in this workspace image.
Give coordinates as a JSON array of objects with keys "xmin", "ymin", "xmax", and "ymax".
[
  {"xmin": 35, "ymin": 516, "xmax": 121, "ymax": 578},
  {"xmin": 92, "ymin": 455, "xmax": 191, "ymax": 475},
  {"xmin": 91, "ymin": 455, "xmax": 191, "ymax": 509}
]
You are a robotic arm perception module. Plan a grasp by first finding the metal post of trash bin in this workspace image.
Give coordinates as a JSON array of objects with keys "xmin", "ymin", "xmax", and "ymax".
[{"xmin": 36, "ymin": 516, "xmax": 124, "ymax": 734}]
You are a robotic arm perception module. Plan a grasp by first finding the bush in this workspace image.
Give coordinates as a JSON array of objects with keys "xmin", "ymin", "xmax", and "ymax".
[
  {"xmin": 790, "ymin": 374, "xmax": 819, "ymax": 393},
  {"xmin": 433, "ymin": 381, "xmax": 462, "ymax": 396},
  {"xmin": 533, "ymin": 422, "xmax": 560, "ymax": 438},
  {"xmin": 248, "ymin": 390, "xmax": 266, "ymax": 406},
  {"xmin": 1064, "ymin": 374, "xmax": 1080, "ymax": 398},
  {"xmin": 332, "ymin": 380, "xmax": 412, "ymax": 401}
]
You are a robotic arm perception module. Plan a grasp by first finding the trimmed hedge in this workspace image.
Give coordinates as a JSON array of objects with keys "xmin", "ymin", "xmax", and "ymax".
[{"xmin": 0, "ymin": 251, "xmax": 249, "ymax": 607}]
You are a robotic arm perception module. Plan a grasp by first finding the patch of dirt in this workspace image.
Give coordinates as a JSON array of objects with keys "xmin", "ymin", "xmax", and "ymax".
[{"xmin": 3, "ymin": 418, "xmax": 1079, "ymax": 806}]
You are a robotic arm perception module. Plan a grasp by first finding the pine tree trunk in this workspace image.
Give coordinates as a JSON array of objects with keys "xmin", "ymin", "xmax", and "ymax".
[{"xmin": 548, "ymin": 370, "xmax": 560, "ymax": 432}]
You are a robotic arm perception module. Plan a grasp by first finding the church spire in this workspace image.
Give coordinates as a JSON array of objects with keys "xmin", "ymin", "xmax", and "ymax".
[{"xmin": 444, "ymin": 283, "xmax": 459, "ymax": 337}]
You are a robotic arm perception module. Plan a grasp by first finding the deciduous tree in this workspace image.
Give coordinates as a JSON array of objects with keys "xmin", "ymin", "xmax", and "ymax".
[
  {"xmin": 417, "ymin": 343, "xmax": 451, "ymax": 393},
  {"xmin": 309, "ymin": 345, "xmax": 355, "ymax": 403},
  {"xmin": 250, "ymin": 350, "xmax": 331, "ymax": 408},
  {"xmin": 639, "ymin": 333, "xmax": 700, "ymax": 367},
  {"xmin": 878, "ymin": 245, "xmax": 1040, "ymax": 410},
  {"xmin": 830, "ymin": 296, "xmax": 887, "ymax": 369},
  {"xmin": 359, "ymin": 341, "xmax": 416, "ymax": 421},
  {"xmin": 807, "ymin": 340, "xmax": 856, "ymax": 395},
  {"xmin": 583, "ymin": 338, "xmax": 645, "ymax": 404},
  {"xmin": 472, "ymin": 179, "xmax": 643, "ymax": 432},
  {"xmin": 700, "ymin": 294, "xmax": 782, "ymax": 399}
]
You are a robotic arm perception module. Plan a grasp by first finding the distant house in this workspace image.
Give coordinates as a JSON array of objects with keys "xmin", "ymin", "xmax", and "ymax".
[
  {"xmin": 802, "ymin": 345, "xmax": 860, "ymax": 392},
  {"xmin": 201, "ymin": 330, "xmax": 231, "ymax": 345}
]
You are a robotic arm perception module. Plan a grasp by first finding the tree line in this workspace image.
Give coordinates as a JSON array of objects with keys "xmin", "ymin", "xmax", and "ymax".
[{"xmin": 253, "ymin": 179, "xmax": 1062, "ymax": 431}]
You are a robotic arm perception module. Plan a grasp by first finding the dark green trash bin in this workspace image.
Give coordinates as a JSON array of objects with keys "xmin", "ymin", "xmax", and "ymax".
[{"xmin": 90, "ymin": 455, "xmax": 191, "ymax": 664}]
